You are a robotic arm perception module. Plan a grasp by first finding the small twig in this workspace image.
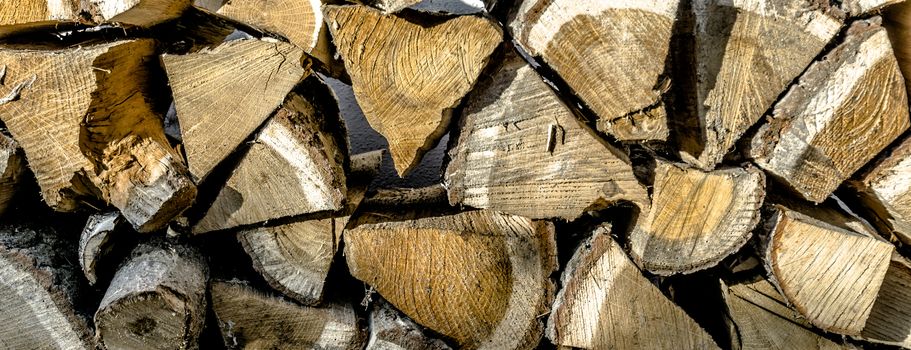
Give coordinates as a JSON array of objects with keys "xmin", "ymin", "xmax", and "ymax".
[
  {"xmin": 545, "ymin": 124, "xmax": 557, "ymax": 154},
  {"xmin": 0, "ymin": 75, "xmax": 36, "ymax": 106},
  {"xmin": 92, "ymin": 67, "xmax": 112, "ymax": 74}
]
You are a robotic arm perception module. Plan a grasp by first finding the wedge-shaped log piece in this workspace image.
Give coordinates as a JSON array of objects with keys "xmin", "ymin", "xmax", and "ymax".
[
  {"xmin": 324, "ymin": 5, "xmax": 501, "ymax": 175},
  {"xmin": 860, "ymin": 253, "xmax": 911, "ymax": 347},
  {"xmin": 762, "ymin": 204, "xmax": 893, "ymax": 335},
  {"xmin": 0, "ymin": 40, "xmax": 196, "ymax": 231},
  {"xmin": 722, "ymin": 278, "xmax": 846, "ymax": 349},
  {"xmin": 216, "ymin": 0, "xmax": 325, "ymax": 53},
  {"xmin": 78, "ymin": 211, "xmax": 126, "ymax": 285},
  {"xmin": 193, "ymin": 76, "xmax": 348, "ymax": 234},
  {"xmin": 750, "ymin": 19, "xmax": 910, "ymax": 203},
  {"xmin": 95, "ymin": 239, "xmax": 208, "ymax": 350},
  {"xmin": 846, "ymin": 134, "xmax": 911, "ymax": 246},
  {"xmin": 629, "ymin": 160, "xmax": 765, "ymax": 275},
  {"xmin": 445, "ymin": 47, "xmax": 648, "ymax": 220},
  {"xmin": 0, "ymin": 133, "xmax": 23, "ymax": 215},
  {"xmin": 368, "ymin": 298, "xmax": 453, "ymax": 350},
  {"xmin": 163, "ymin": 39, "xmax": 309, "ymax": 181},
  {"xmin": 345, "ymin": 210, "xmax": 556, "ymax": 350},
  {"xmin": 0, "ymin": 0, "xmax": 192, "ymax": 27},
  {"xmin": 0, "ymin": 222, "xmax": 93, "ymax": 349},
  {"xmin": 210, "ymin": 280, "xmax": 364, "ymax": 350},
  {"xmin": 677, "ymin": 0, "xmax": 842, "ymax": 169},
  {"xmin": 510, "ymin": 0, "xmax": 678, "ymax": 141},
  {"xmin": 547, "ymin": 226, "xmax": 718, "ymax": 349}
]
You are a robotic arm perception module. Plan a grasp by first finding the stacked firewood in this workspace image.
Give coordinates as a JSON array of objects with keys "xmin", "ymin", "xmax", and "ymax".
[{"xmin": 2, "ymin": 0, "xmax": 911, "ymax": 349}]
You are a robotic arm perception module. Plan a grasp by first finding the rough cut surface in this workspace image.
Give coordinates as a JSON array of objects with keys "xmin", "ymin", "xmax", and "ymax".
[
  {"xmin": 678, "ymin": 0, "xmax": 842, "ymax": 169},
  {"xmin": 629, "ymin": 160, "xmax": 765, "ymax": 275},
  {"xmin": 847, "ymin": 134, "xmax": 911, "ymax": 246},
  {"xmin": 345, "ymin": 210, "xmax": 556, "ymax": 350},
  {"xmin": 860, "ymin": 253, "xmax": 911, "ymax": 347},
  {"xmin": 0, "ymin": 0, "xmax": 191, "ymax": 27},
  {"xmin": 217, "ymin": 0, "xmax": 323, "ymax": 51},
  {"xmin": 367, "ymin": 298, "xmax": 452, "ymax": 350},
  {"xmin": 547, "ymin": 226, "xmax": 719, "ymax": 349},
  {"xmin": 163, "ymin": 39, "xmax": 309, "ymax": 182},
  {"xmin": 763, "ymin": 204, "xmax": 893, "ymax": 335},
  {"xmin": 210, "ymin": 280, "xmax": 364, "ymax": 350},
  {"xmin": 445, "ymin": 47, "xmax": 648, "ymax": 220},
  {"xmin": 510, "ymin": 0, "xmax": 679, "ymax": 141},
  {"xmin": 324, "ymin": 4, "xmax": 501, "ymax": 175},
  {"xmin": 750, "ymin": 19, "xmax": 910, "ymax": 202}
]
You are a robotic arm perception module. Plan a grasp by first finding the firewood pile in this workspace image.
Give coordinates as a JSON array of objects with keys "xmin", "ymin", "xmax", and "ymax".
[{"xmin": 2, "ymin": 0, "xmax": 911, "ymax": 349}]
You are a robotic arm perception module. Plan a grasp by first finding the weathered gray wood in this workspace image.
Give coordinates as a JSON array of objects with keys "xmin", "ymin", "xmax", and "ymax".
[
  {"xmin": 845, "ymin": 133, "xmax": 911, "ymax": 246},
  {"xmin": 78, "ymin": 211, "xmax": 125, "ymax": 285},
  {"xmin": 367, "ymin": 298, "xmax": 452, "ymax": 350}
]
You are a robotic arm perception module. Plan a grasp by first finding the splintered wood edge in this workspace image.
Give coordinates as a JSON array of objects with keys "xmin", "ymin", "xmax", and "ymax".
[
  {"xmin": 367, "ymin": 298, "xmax": 453, "ymax": 350},
  {"xmin": 78, "ymin": 212, "xmax": 122, "ymax": 285}
]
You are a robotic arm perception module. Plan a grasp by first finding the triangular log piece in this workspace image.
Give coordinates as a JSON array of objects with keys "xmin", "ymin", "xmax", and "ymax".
[
  {"xmin": 78, "ymin": 211, "xmax": 127, "ymax": 286},
  {"xmin": 445, "ymin": 46, "xmax": 648, "ymax": 220},
  {"xmin": 210, "ymin": 280, "xmax": 365, "ymax": 350},
  {"xmin": 367, "ymin": 298, "xmax": 453, "ymax": 350},
  {"xmin": 163, "ymin": 38, "xmax": 310, "ymax": 182},
  {"xmin": 0, "ymin": 39, "xmax": 196, "ymax": 232},
  {"xmin": 677, "ymin": 0, "xmax": 842, "ymax": 170},
  {"xmin": 761, "ymin": 204, "xmax": 893, "ymax": 335},
  {"xmin": 629, "ymin": 160, "xmax": 765, "ymax": 275},
  {"xmin": 324, "ymin": 4, "xmax": 501, "ymax": 175},
  {"xmin": 215, "ymin": 0, "xmax": 325, "ymax": 53},
  {"xmin": 0, "ymin": 0, "xmax": 192, "ymax": 28},
  {"xmin": 193, "ymin": 75, "xmax": 348, "ymax": 234},
  {"xmin": 0, "ymin": 133, "xmax": 23, "ymax": 215},
  {"xmin": 750, "ymin": 18, "xmax": 910, "ymax": 203},
  {"xmin": 547, "ymin": 225, "xmax": 719, "ymax": 349},
  {"xmin": 0, "ymin": 222, "xmax": 93, "ymax": 349},
  {"xmin": 344, "ymin": 210, "xmax": 557, "ymax": 350},
  {"xmin": 845, "ymin": 133, "xmax": 911, "ymax": 246},
  {"xmin": 859, "ymin": 252, "xmax": 911, "ymax": 347},
  {"xmin": 722, "ymin": 278, "xmax": 847, "ymax": 349},
  {"xmin": 509, "ymin": 0, "xmax": 679, "ymax": 141},
  {"xmin": 94, "ymin": 239, "xmax": 208, "ymax": 350}
]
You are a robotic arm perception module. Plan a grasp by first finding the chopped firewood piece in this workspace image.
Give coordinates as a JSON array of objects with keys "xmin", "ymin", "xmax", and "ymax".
[
  {"xmin": 885, "ymin": 1, "xmax": 911, "ymax": 91},
  {"xmin": 750, "ymin": 18, "xmax": 910, "ymax": 203},
  {"xmin": 0, "ymin": 0, "xmax": 192, "ymax": 28},
  {"xmin": 345, "ymin": 209, "xmax": 556, "ymax": 349},
  {"xmin": 0, "ymin": 40, "xmax": 196, "ymax": 232},
  {"xmin": 216, "ymin": 0, "xmax": 325, "ymax": 53},
  {"xmin": 210, "ymin": 280, "xmax": 365, "ymax": 350},
  {"xmin": 843, "ymin": 0, "xmax": 905, "ymax": 16},
  {"xmin": 860, "ymin": 253, "xmax": 911, "ymax": 347},
  {"xmin": 0, "ymin": 222, "xmax": 93, "ymax": 349},
  {"xmin": 445, "ymin": 47, "xmax": 648, "ymax": 220},
  {"xmin": 163, "ymin": 39, "xmax": 310, "ymax": 181},
  {"xmin": 677, "ymin": 0, "xmax": 842, "ymax": 169},
  {"xmin": 846, "ymin": 133, "xmax": 911, "ymax": 245},
  {"xmin": 761, "ymin": 204, "xmax": 893, "ymax": 334},
  {"xmin": 95, "ymin": 239, "xmax": 208, "ymax": 350},
  {"xmin": 0, "ymin": 133, "xmax": 23, "ymax": 215},
  {"xmin": 510, "ymin": 0, "xmax": 679, "ymax": 141},
  {"xmin": 367, "ymin": 298, "xmax": 452, "ymax": 350},
  {"xmin": 324, "ymin": 4, "xmax": 501, "ymax": 175},
  {"xmin": 547, "ymin": 226, "xmax": 719, "ymax": 349},
  {"xmin": 629, "ymin": 160, "xmax": 765, "ymax": 275},
  {"xmin": 78, "ymin": 211, "xmax": 126, "ymax": 285}
]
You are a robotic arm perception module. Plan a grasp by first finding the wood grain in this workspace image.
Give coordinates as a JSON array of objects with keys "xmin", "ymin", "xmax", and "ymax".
[
  {"xmin": 860, "ymin": 253, "xmax": 911, "ymax": 347},
  {"xmin": 367, "ymin": 298, "xmax": 452, "ymax": 350},
  {"xmin": 0, "ymin": 133, "xmax": 23, "ymax": 216},
  {"xmin": 847, "ymin": 129, "xmax": 911, "ymax": 246},
  {"xmin": 78, "ymin": 212, "xmax": 124, "ymax": 286}
]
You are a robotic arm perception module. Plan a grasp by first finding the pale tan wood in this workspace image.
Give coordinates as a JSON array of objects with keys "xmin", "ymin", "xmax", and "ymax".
[
  {"xmin": 0, "ymin": 133, "xmax": 23, "ymax": 215},
  {"xmin": 859, "ymin": 252, "xmax": 911, "ymax": 347},
  {"xmin": 0, "ymin": 222, "xmax": 93, "ymax": 349},
  {"xmin": 846, "ymin": 134, "xmax": 911, "ymax": 246},
  {"xmin": 547, "ymin": 226, "xmax": 719, "ymax": 349},
  {"xmin": 0, "ymin": 0, "xmax": 75, "ymax": 27},
  {"xmin": 210, "ymin": 280, "xmax": 365, "ymax": 350},
  {"xmin": 843, "ymin": 0, "xmax": 905, "ymax": 16},
  {"xmin": 445, "ymin": 47, "xmax": 648, "ymax": 220},
  {"xmin": 367, "ymin": 298, "xmax": 452, "ymax": 350},
  {"xmin": 762, "ymin": 204, "xmax": 894, "ymax": 335},
  {"xmin": 78, "ymin": 211, "xmax": 125, "ymax": 285},
  {"xmin": 345, "ymin": 209, "xmax": 556, "ymax": 350},
  {"xmin": 750, "ymin": 18, "xmax": 910, "ymax": 203},
  {"xmin": 365, "ymin": 0, "xmax": 421, "ymax": 13},
  {"xmin": 629, "ymin": 160, "xmax": 765, "ymax": 275},
  {"xmin": 163, "ymin": 39, "xmax": 310, "ymax": 181},
  {"xmin": 0, "ymin": 40, "xmax": 196, "ymax": 232},
  {"xmin": 95, "ymin": 239, "xmax": 208, "ymax": 350},
  {"xmin": 677, "ymin": 0, "xmax": 842, "ymax": 170},
  {"xmin": 509, "ymin": 0, "xmax": 678, "ymax": 141},
  {"xmin": 216, "ymin": 0, "xmax": 325, "ymax": 53},
  {"xmin": 885, "ymin": 1, "xmax": 911, "ymax": 94},
  {"xmin": 193, "ymin": 75, "xmax": 348, "ymax": 234},
  {"xmin": 722, "ymin": 279, "xmax": 847, "ymax": 349},
  {"xmin": 0, "ymin": 0, "xmax": 191, "ymax": 28},
  {"xmin": 324, "ymin": 4, "xmax": 501, "ymax": 175}
]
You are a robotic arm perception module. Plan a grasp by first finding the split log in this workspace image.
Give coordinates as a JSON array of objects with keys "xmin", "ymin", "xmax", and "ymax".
[
  {"xmin": 546, "ymin": 225, "xmax": 719, "ymax": 349},
  {"xmin": 721, "ymin": 278, "xmax": 845, "ymax": 349},
  {"xmin": 210, "ymin": 280, "xmax": 364, "ymax": 350},
  {"xmin": 0, "ymin": 133, "xmax": 23, "ymax": 215},
  {"xmin": 885, "ymin": 1, "xmax": 911, "ymax": 92},
  {"xmin": 193, "ymin": 75, "xmax": 348, "ymax": 234},
  {"xmin": 0, "ymin": 0, "xmax": 191, "ymax": 28},
  {"xmin": 78, "ymin": 211, "xmax": 127, "ymax": 285},
  {"xmin": 677, "ymin": 0, "xmax": 842, "ymax": 169},
  {"xmin": 364, "ymin": 0, "xmax": 422, "ymax": 13},
  {"xmin": 0, "ymin": 222, "xmax": 93, "ymax": 349},
  {"xmin": 760, "ymin": 204, "xmax": 894, "ymax": 335},
  {"xmin": 629, "ymin": 160, "xmax": 765, "ymax": 275},
  {"xmin": 750, "ymin": 18, "xmax": 910, "ymax": 203},
  {"xmin": 845, "ymin": 134, "xmax": 911, "ymax": 245},
  {"xmin": 367, "ymin": 298, "xmax": 452, "ymax": 350},
  {"xmin": 95, "ymin": 239, "xmax": 208, "ymax": 350},
  {"xmin": 0, "ymin": 39, "xmax": 197, "ymax": 232},
  {"xmin": 843, "ymin": 0, "xmax": 905, "ymax": 16},
  {"xmin": 509, "ymin": 0, "xmax": 679, "ymax": 141},
  {"xmin": 444, "ymin": 46, "xmax": 648, "ymax": 220},
  {"xmin": 324, "ymin": 4, "xmax": 501, "ymax": 175},
  {"xmin": 859, "ymin": 252, "xmax": 911, "ymax": 347},
  {"xmin": 215, "ymin": 0, "xmax": 326, "ymax": 54},
  {"xmin": 163, "ymin": 38, "xmax": 310, "ymax": 181},
  {"xmin": 345, "ymin": 209, "xmax": 556, "ymax": 350}
]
